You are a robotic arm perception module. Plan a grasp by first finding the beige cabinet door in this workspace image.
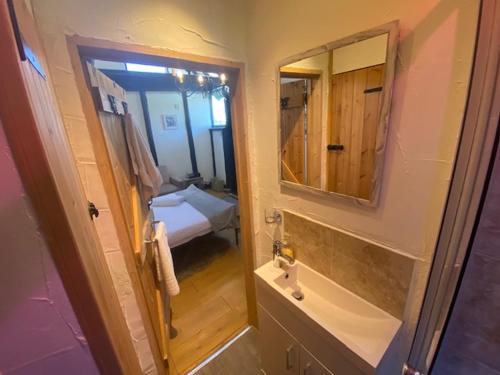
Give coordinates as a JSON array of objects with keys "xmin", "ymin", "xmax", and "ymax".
[
  {"xmin": 300, "ymin": 346, "xmax": 334, "ymax": 375},
  {"xmin": 259, "ymin": 305, "xmax": 300, "ymax": 375}
]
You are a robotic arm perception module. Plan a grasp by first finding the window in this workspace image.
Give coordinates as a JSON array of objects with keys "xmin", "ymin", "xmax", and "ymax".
[
  {"xmin": 125, "ymin": 63, "xmax": 167, "ymax": 74},
  {"xmin": 93, "ymin": 59, "xmax": 126, "ymax": 70},
  {"xmin": 211, "ymin": 94, "xmax": 227, "ymax": 126}
]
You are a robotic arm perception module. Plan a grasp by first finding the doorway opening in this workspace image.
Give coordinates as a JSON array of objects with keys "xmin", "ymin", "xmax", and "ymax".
[{"xmin": 68, "ymin": 37, "xmax": 256, "ymax": 375}]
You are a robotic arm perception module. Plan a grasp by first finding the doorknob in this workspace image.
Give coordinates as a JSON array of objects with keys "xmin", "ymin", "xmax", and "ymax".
[{"xmin": 88, "ymin": 201, "xmax": 99, "ymax": 220}]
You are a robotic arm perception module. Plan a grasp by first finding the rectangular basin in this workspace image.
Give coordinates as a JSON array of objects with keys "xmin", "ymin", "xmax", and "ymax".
[{"xmin": 255, "ymin": 260, "xmax": 402, "ymax": 374}]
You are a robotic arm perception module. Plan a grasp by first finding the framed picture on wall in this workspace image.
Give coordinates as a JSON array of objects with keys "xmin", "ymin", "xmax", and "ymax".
[{"xmin": 161, "ymin": 114, "xmax": 178, "ymax": 130}]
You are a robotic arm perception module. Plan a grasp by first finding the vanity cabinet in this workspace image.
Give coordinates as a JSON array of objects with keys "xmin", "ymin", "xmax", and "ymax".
[
  {"xmin": 300, "ymin": 346, "xmax": 333, "ymax": 375},
  {"xmin": 259, "ymin": 304, "xmax": 300, "ymax": 374},
  {"xmin": 259, "ymin": 305, "xmax": 333, "ymax": 375},
  {"xmin": 255, "ymin": 261, "xmax": 402, "ymax": 375}
]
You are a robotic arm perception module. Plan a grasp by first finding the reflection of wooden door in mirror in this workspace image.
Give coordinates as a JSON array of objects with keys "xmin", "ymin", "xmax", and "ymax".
[
  {"xmin": 327, "ymin": 63, "xmax": 385, "ymax": 199},
  {"xmin": 281, "ymin": 80, "xmax": 306, "ymax": 184}
]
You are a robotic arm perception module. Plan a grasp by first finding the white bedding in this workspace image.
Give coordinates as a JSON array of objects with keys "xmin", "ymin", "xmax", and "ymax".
[{"xmin": 152, "ymin": 201, "xmax": 212, "ymax": 248}]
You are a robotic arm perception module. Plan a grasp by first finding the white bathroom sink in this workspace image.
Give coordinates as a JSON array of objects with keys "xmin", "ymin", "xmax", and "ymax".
[{"xmin": 255, "ymin": 260, "xmax": 402, "ymax": 373}]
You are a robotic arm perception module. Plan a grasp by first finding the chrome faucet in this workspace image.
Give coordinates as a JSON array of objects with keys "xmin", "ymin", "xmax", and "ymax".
[{"xmin": 273, "ymin": 240, "xmax": 295, "ymax": 268}]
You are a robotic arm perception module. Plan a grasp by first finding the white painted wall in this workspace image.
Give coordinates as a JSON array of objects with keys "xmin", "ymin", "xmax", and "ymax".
[
  {"xmin": 331, "ymin": 33, "xmax": 388, "ymax": 74},
  {"xmin": 134, "ymin": 90, "xmax": 217, "ymax": 183},
  {"xmin": 146, "ymin": 91, "xmax": 192, "ymax": 179}
]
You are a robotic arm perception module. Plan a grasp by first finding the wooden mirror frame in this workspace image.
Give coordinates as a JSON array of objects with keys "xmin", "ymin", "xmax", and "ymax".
[{"xmin": 277, "ymin": 20, "xmax": 399, "ymax": 206}]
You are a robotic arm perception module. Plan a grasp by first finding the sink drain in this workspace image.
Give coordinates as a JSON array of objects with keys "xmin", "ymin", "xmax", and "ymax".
[{"xmin": 292, "ymin": 290, "xmax": 304, "ymax": 301}]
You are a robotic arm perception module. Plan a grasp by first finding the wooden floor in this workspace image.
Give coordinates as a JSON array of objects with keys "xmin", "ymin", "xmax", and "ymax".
[
  {"xmin": 169, "ymin": 231, "xmax": 248, "ymax": 374},
  {"xmin": 194, "ymin": 327, "xmax": 261, "ymax": 375}
]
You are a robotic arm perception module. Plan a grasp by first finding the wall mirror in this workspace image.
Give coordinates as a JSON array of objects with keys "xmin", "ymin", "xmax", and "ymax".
[{"xmin": 279, "ymin": 22, "xmax": 398, "ymax": 205}]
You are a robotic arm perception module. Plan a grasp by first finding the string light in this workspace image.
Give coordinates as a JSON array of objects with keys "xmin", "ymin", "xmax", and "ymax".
[
  {"xmin": 172, "ymin": 70, "xmax": 228, "ymax": 96},
  {"xmin": 197, "ymin": 74, "xmax": 205, "ymax": 86},
  {"xmin": 177, "ymin": 70, "xmax": 185, "ymax": 83}
]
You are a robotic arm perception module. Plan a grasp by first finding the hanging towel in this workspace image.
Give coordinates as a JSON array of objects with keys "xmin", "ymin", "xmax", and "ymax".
[
  {"xmin": 153, "ymin": 221, "xmax": 180, "ymax": 296},
  {"xmin": 124, "ymin": 113, "xmax": 163, "ymax": 201}
]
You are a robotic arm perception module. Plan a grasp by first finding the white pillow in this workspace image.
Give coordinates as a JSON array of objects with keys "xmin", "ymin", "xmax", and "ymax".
[{"xmin": 151, "ymin": 193, "xmax": 185, "ymax": 207}]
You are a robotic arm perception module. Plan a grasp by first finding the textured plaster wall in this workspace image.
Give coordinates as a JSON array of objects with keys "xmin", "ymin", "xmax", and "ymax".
[
  {"xmin": 245, "ymin": 0, "xmax": 478, "ymax": 371},
  {"xmin": 30, "ymin": 0, "xmax": 248, "ymax": 373},
  {"xmin": 0, "ymin": 121, "xmax": 99, "ymax": 375},
  {"xmin": 246, "ymin": 0, "xmax": 478, "ymax": 264},
  {"xmin": 146, "ymin": 91, "xmax": 193, "ymax": 178}
]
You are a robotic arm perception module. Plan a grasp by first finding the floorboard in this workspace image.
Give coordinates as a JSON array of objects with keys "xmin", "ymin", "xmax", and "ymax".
[{"xmin": 169, "ymin": 230, "xmax": 248, "ymax": 374}]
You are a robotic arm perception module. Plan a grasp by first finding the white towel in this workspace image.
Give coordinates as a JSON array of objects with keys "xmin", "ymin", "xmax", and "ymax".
[
  {"xmin": 124, "ymin": 113, "xmax": 163, "ymax": 201},
  {"xmin": 151, "ymin": 193, "xmax": 185, "ymax": 207},
  {"xmin": 154, "ymin": 222, "xmax": 180, "ymax": 296}
]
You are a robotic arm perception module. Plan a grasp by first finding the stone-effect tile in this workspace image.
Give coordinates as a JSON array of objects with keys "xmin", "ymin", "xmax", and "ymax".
[
  {"xmin": 283, "ymin": 211, "xmax": 414, "ymax": 319},
  {"xmin": 284, "ymin": 212, "xmax": 333, "ymax": 278},
  {"xmin": 331, "ymin": 232, "xmax": 414, "ymax": 319}
]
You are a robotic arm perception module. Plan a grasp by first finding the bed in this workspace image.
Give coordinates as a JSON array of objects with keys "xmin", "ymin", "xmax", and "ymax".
[{"xmin": 151, "ymin": 185, "xmax": 237, "ymax": 248}]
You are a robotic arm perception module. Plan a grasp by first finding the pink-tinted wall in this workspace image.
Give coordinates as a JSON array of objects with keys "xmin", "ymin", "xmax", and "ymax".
[{"xmin": 0, "ymin": 121, "xmax": 99, "ymax": 375}]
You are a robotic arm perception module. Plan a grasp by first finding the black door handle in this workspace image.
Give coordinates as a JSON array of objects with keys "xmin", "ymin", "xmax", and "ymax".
[
  {"xmin": 327, "ymin": 144, "xmax": 344, "ymax": 151},
  {"xmin": 88, "ymin": 201, "xmax": 99, "ymax": 220}
]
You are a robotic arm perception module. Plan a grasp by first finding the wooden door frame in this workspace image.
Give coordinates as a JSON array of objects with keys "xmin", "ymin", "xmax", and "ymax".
[
  {"xmin": 280, "ymin": 67, "xmax": 322, "ymax": 79},
  {"xmin": 0, "ymin": 2, "xmax": 142, "ymax": 374},
  {"xmin": 65, "ymin": 34, "xmax": 258, "ymax": 342},
  {"xmin": 280, "ymin": 69, "xmax": 323, "ymax": 188}
]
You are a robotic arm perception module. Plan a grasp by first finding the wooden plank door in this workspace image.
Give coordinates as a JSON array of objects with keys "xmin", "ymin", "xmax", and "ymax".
[
  {"xmin": 281, "ymin": 80, "xmax": 306, "ymax": 184},
  {"xmin": 0, "ymin": 1, "xmax": 143, "ymax": 373},
  {"xmin": 327, "ymin": 64, "xmax": 385, "ymax": 199},
  {"xmin": 85, "ymin": 63, "xmax": 170, "ymax": 371}
]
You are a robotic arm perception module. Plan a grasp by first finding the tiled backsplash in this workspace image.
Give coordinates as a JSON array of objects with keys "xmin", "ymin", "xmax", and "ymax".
[{"xmin": 284, "ymin": 211, "xmax": 414, "ymax": 319}]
